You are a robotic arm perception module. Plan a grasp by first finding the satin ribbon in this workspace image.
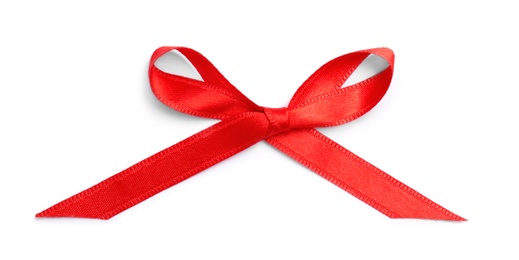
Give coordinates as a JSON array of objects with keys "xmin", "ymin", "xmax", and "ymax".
[{"xmin": 36, "ymin": 47, "xmax": 464, "ymax": 220}]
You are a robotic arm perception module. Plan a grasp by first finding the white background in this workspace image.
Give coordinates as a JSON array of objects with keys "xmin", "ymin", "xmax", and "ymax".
[{"xmin": 1, "ymin": 1, "xmax": 518, "ymax": 259}]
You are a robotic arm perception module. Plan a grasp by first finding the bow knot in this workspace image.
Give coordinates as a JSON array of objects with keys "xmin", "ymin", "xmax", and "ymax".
[{"xmin": 263, "ymin": 107, "xmax": 290, "ymax": 138}]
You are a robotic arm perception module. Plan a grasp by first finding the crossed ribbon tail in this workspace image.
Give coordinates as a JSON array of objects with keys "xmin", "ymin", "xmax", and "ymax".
[
  {"xmin": 267, "ymin": 130, "xmax": 465, "ymax": 220},
  {"xmin": 36, "ymin": 46, "xmax": 464, "ymax": 220}
]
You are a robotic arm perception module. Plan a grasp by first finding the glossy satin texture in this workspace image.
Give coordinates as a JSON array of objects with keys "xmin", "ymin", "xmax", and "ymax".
[{"xmin": 36, "ymin": 47, "xmax": 464, "ymax": 220}]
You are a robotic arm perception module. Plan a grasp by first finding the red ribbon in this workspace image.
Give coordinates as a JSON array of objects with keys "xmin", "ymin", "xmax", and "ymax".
[{"xmin": 36, "ymin": 47, "xmax": 465, "ymax": 220}]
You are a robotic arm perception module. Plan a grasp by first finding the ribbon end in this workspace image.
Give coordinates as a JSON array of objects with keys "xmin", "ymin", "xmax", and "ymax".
[
  {"xmin": 35, "ymin": 209, "xmax": 59, "ymax": 219},
  {"xmin": 35, "ymin": 207, "xmax": 57, "ymax": 218},
  {"xmin": 35, "ymin": 205, "xmax": 113, "ymax": 220},
  {"xmin": 35, "ymin": 211, "xmax": 111, "ymax": 220},
  {"xmin": 389, "ymin": 213, "xmax": 467, "ymax": 221},
  {"xmin": 452, "ymin": 215, "xmax": 467, "ymax": 221}
]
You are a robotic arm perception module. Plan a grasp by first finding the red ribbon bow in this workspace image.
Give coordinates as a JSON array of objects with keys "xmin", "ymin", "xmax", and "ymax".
[{"xmin": 37, "ymin": 47, "xmax": 464, "ymax": 220}]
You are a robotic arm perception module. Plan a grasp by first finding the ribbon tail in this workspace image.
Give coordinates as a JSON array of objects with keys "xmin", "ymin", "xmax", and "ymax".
[
  {"xmin": 267, "ymin": 129, "xmax": 465, "ymax": 221},
  {"xmin": 36, "ymin": 113, "xmax": 268, "ymax": 219}
]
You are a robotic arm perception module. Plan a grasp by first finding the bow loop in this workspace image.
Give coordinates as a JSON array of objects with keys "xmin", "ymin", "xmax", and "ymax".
[
  {"xmin": 149, "ymin": 47, "xmax": 261, "ymax": 119},
  {"xmin": 287, "ymin": 48, "xmax": 395, "ymax": 128}
]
